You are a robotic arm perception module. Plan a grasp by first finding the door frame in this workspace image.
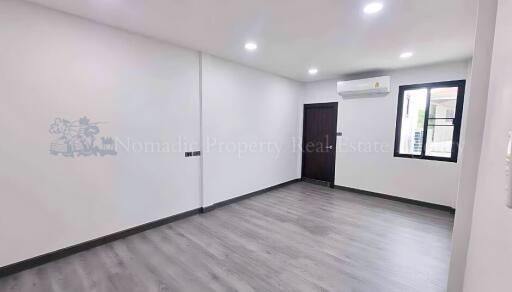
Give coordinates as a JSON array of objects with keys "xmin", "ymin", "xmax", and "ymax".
[{"xmin": 301, "ymin": 102, "xmax": 339, "ymax": 187}]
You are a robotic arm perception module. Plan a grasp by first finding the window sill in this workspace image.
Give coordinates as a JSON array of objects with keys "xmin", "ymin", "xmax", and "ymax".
[{"xmin": 394, "ymin": 153, "xmax": 458, "ymax": 163}]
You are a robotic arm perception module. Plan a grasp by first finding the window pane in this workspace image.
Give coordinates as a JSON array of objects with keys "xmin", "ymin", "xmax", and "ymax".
[
  {"xmin": 429, "ymin": 87, "xmax": 458, "ymax": 119},
  {"xmin": 428, "ymin": 118, "xmax": 454, "ymax": 126},
  {"xmin": 426, "ymin": 125, "xmax": 454, "ymax": 158},
  {"xmin": 425, "ymin": 87, "xmax": 458, "ymax": 158},
  {"xmin": 399, "ymin": 88, "xmax": 428, "ymax": 155}
]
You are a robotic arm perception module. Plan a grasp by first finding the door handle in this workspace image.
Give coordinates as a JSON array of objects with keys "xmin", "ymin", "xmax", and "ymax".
[{"xmin": 326, "ymin": 145, "xmax": 333, "ymax": 150}]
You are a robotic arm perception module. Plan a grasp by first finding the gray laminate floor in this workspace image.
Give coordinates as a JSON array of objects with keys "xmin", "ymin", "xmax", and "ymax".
[{"xmin": 0, "ymin": 182, "xmax": 454, "ymax": 292}]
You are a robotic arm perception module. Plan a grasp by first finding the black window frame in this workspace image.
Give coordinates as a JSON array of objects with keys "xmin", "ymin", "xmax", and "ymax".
[{"xmin": 394, "ymin": 80, "xmax": 466, "ymax": 163}]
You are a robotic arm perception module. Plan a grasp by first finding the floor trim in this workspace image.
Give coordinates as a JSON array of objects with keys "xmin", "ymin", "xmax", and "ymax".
[
  {"xmin": 0, "ymin": 178, "xmax": 301, "ymax": 278},
  {"xmin": 0, "ymin": 208, "xmax": 202, "ymax": 279},
  {"xmin": 201, "ymin": 178, "xmax": 301, "ymax": 213},
  {"xmin": 301, "ymin": 177, "xmax": 332, "ymax": 188},
  {"xmin": 333, "ymin": 184, "xmax": 456, "ymax": 214}
]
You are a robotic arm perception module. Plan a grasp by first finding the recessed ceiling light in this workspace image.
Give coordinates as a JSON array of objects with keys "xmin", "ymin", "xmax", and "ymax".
[
  {"xmin": 244, "ymin": 42, "xmax": 258, "ymax": 51},
  {"xmin": 400, "ymin": 52, "xmax": 414, "ymax": 59},
  {"xmin": 364, "ymin": 2, "xmax": 383, "ymax": 14},
  {"xmin": 308, "ymin": 68, "xmax": 319, "ymax": 75}
]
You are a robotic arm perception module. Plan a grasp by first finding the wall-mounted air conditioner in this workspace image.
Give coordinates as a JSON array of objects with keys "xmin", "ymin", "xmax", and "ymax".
[{"xmin": 337, "ymin": 76, "xmax": 391, "ymax": 97}]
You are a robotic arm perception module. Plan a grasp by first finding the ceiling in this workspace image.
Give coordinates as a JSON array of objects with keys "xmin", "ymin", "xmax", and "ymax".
[{"xmin": 27, "ymin": 0, "xmax": 478, "ymax": 82}]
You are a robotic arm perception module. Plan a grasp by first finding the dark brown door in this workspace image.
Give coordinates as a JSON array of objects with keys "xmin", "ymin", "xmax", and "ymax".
[{"xmin": 302, "ymin": 102, "xmax": 338, "ymax": 185}]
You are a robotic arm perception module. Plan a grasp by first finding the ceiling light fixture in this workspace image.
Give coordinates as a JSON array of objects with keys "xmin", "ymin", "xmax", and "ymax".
[
  {"xmin": 364, "ymin": 2, "xmax": 383, "ymax": 14},
  {"xmin": 244, "ymin": 42, "xmax": 258, "ymax": 51},
  {"xmin": 308, "ymin": 68, "xmax": 319, "ymax": 75},
  {"xmin": 400, "ymin": 52, "xmax": 414, "ymax": 59}
]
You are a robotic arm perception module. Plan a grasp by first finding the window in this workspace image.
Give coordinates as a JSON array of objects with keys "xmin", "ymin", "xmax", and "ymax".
[{"xmin": 394, "ymin": 80, "xmax": 465, "ymax": 162}]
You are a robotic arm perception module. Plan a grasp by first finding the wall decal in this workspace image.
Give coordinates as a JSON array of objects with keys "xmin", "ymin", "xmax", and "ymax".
[{"xmin": 49, "ymin": 117, "xmax": 117, "ymax": 157}]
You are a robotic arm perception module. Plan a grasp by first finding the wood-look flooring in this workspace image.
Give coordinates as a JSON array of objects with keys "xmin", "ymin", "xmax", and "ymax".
[{"xmin": 0, "ymin": 182, "xmax": 454, "ymax": 292}]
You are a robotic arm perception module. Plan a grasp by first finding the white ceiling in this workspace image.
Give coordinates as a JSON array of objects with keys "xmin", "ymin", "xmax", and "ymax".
[{"xmin": 27, "ymin": 0, "xmax": 478, "ymax": 82}]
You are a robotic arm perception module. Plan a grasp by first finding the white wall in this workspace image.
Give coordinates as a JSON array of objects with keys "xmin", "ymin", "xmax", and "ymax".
[
  {"xmin": 447, "ymin": 0, "xmax": 497, "ymax": 290},
  {"xmin": 201, "ymin": 54, "xmax": 303, "ymax": 206},
  {"xmin": 463, "ymin": 0, "xmax": 512, "ymax": 290},
  {"xmin": 0, "ymin": 1, "xmax": 306, "ymax": 267},
  {"xmin": 0, "ymin": 1, "xmax": 203, "ymax": 267},
  {"xmin": 304, "ymin": 61, "xmax": 470, "ymax": 208}
]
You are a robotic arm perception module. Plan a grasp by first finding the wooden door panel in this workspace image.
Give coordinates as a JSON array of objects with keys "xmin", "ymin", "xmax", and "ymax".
[{"xmin": 302, "ymin": 103, "xmax": 338, "ymax": 184}]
